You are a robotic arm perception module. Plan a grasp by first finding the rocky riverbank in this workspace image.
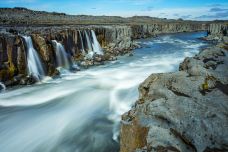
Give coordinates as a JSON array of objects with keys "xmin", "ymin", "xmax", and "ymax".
[
  {"xmin": 120, "ymin": 24, "xmax": 228, "ymax": 152},
  {"xmin": 0, "ymin": 8, "xmax": 226, "ymax": 88}
]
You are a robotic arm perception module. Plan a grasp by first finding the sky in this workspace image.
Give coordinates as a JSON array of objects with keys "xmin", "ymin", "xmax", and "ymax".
[{"xmin": 0, "ymin": 0, "xmax": 228, "ymax": 21}]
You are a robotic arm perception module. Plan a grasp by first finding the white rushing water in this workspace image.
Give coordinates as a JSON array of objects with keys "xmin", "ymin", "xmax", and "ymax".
[
  {"xmin": 0, "ymin": 32, "xmax": 208, "ymax": 152},
  {"xmin": 52, "ymin": 40, "xmax": 71, "ymax": 69},
  {"xmin": 84, "ymin": 30, "xmax": 94, "ymax": 58},
  {"xmin": 0, "ymin": 82, "xmax": 6, "ymax": 91},
  {"xmin": 91, "ymin": 30, "xmax": 104, "ymax": 55},
  {"xmin": 23, "ymin": 36, "xmax": 45, "ymax": 80},
  {"xmin": 79, "ymin": 31, "xmax": 86, "ymax": 55}
]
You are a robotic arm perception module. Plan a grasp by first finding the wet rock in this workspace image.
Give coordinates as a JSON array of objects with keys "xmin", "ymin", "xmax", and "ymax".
[
  {"xmin": 128, "ymin": 53, "xmax": 134, "ymax": 56},
  {"xmin": 80, "ymin": 60, "xmax": 94, "ymax": 68},
  {"xmin": 20, "ymin": 75, "xmax": 38, "ymax": 85},
  {"xmin": 31, "ymin": 34, "xmax": 50, "ymax": 61}
]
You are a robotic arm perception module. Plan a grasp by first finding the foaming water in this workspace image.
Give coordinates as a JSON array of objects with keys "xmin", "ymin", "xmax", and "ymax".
[
  {"xmin": 84, "ymin": 30, "xmax": 94, "ymax": 58},
  {"xmin": 0, "ymin": 82, "xmax": 6, "ymax": 91},
  {"xmin": 0, "ymin": 32, "xmax": 208, "ymax": 152},
  {"xmin": 23, "ymin": 36, "xmax": 45, "ymax": 80},
  {"xmin": 91, "ymin": 30, "xmax": 104, "ymax": 55},
  {"xmin": 79, "ymin": 31, "xmax": 86, "ymax": 55},
  {"xmin": 52, "ymin": 40, "xmax": 71, "ymax": 69}
]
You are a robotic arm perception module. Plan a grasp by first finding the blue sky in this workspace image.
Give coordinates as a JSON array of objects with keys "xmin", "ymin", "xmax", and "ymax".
[{"xmin": 0, "ymin": 0, "xmax": 228, "ymax": 20}]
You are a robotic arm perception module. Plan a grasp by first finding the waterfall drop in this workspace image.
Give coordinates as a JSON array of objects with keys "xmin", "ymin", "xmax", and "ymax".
[
  {"xmin": 52, "ymin": 40, "xmax": 71, "ymax": 69},
  {"xmin": 79, "ymin": 31, "xmax": 86, "ymax": 55},
  {"xmin": 84, "ymin": 30, "xmax": 94, "ymax": 58},
  {"xmin": 23, "ymin": 36, "xmax": 45, "ymax": 80},
  {"xmin": 91, "ymin": 30, "xmax": 104, "ymax": 55},
  {"xmin": 0, "ymin": 82, "xmax": 6, "ymax": 91}
]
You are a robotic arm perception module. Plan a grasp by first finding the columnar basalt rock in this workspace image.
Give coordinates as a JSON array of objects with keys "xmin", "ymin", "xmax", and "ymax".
[
  {"xmin": 131, "ymin": 23, "xmax": 207, "ymax": 39},
  {"xmin": 0, "ymin": 25, "xmax": 135, "ymax": 85},
  {"xmin": 208, "ymin": 23, "xmax": 228, "ymax": 36},
  {"xmin": 0, "ymin": 33, "xmax": 27, "ymax": 85},
  {"xmin": 206, "ymin": 23, "xmax": 228, "ymax": 43}
]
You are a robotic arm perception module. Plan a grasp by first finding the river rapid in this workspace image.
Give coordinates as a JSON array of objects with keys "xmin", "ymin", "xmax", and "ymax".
[{"xmin": 0, "ymin": 32, "xmax": 208, "ymax": 152}]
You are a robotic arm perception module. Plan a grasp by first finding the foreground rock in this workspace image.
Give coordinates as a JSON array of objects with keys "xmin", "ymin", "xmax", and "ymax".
[{"xmin": 120, "ymin": 38, "xmax": 228, "ymax": 151}]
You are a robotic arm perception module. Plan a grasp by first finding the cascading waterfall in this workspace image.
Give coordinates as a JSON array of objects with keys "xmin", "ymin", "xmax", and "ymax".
[
  {"xmin": 91, "ymin": 30, "xmax": 104, "ymax": 55},
  {"xmin": 23, "ymin": 36, "xmax": 45, "ymax": 80},
  {"xmin": 84, "ymin": 30, "xmax": 94, "ymax": 58},
  {"xmin": 79, "ymin": 31, "xmax": 86, "ymax": 55},
  {"xmin": 52, "ymin": 40, "xmax": 71, "ymax": 69}
]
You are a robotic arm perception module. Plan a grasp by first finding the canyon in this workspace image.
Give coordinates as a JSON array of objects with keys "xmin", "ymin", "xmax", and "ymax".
[
  {"xmin": 0, "ymin": 7, "xmax": 228, "ymax": 152},
  {"xmin": 0, "ymin": 7, "xmax": 210, "ymax": 87}
]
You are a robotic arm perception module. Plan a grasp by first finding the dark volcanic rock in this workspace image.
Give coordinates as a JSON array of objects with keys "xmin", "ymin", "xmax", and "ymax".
[
  {"xmin": 0, "ymin": 7, "xmax": 226, "ymax": 88},
  {"xmin": 0, "ymin": 25, "xmax": 134, "ymax": 85}
]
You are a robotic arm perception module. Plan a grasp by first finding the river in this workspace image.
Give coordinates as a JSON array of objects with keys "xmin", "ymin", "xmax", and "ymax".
[{"xmin": 0, "ymin": 32, "xmax": 208, "ymax": 152}]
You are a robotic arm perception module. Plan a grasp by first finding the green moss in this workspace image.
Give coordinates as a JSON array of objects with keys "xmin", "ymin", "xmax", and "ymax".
[{"xmin": 202, "ymin": 83, "xmax": 209, "ymax": 90}]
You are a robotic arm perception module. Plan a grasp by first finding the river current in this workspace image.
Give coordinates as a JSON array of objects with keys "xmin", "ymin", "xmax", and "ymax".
[{"xmin": 0, "ymin": 32, "xmax": 208, "ymax": 152}]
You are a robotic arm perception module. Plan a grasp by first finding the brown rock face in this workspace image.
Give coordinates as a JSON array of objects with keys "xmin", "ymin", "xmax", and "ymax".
[
  {"xmin": 31, "ymin": 34, "xmax": 50, "ymax": 61},
  {"xmin": 120, "ymin": 118, "xmax": 149, "ymax": 152},
  {"xmin": 0, "ymin": 34, "xmax": 26, "ymax": 84}
]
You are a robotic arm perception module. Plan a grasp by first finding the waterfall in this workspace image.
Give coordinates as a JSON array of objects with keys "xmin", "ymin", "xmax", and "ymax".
[
  {"xmin": 23, "ymin": 36, "xmax": 45, "ymax": 80},
  {"xmin": 91, "ymin": 30, "xmax": 104, "ymax": 55},
  {"xmin": 52, "ymin": 40, "xmax": 71, "ymax": 69},
  {"xmin": 0, "ymin": 82, "xmax": 6, "ymax": 91},
  {"xmin": 84, "ymin": 30, "xmax": 94, "ymax": 58},
  {"xmin": 79, "ymin": 31, "xmax": 86, "ymax": 55}
]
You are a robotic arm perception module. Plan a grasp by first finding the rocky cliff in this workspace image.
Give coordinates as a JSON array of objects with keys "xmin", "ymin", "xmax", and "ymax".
[
  {"xmin": 131, "ymin": 23, "xmax": 207, "ymax": 39},
  {"xmin": 0, "ymin": 25, "xmax": 134, "ymax": 86},
  {"xmin": 208, "ymin": 23, "xmax": 228, "ymax": 36},
  {"xmin": 120, "ymin": 26, "xmax": 228, "ymax": 152},
  {"xmin": 206, "ymin": 23, "xmax": 228, "ymax": 43},
  {"xmin": 0, "ymin": 7, "xmax": 215, "ymax": 87}
]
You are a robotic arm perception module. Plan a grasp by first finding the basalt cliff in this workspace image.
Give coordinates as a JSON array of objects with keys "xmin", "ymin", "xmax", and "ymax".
[
  {"xmin": 0, "ymin": 8, "xmax": 224, "ymax": 88},
  {"xmin": 120, "ymin": 23, "xmax": 228, "ymax": 152}
]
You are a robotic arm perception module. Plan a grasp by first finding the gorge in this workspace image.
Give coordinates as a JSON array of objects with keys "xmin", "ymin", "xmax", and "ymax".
[{"xmin": 0, "ymin": 7, "xmax": 228, "ymax": 152}]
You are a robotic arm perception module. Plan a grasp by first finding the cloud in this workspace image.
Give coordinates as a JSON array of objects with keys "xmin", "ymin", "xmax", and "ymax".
[
  {"xmin": 207, "ymin": 3, "xmax": 223, "ymax": 7},
  {"xmin": 195, "ymin": 10, "xmax": 228, "ymax": 19},
  {"xmin": 110, "ymin": 0, "xmax": 160, "ymax": 5},
  {"xmin": 1, "ymin": 0, "xmax": 228, "ymax": 21},
  {"xmin": 181, "ymin": 15, "xmax": 192, "ymax": 19},
  {"xmin": 141, "ymin": 6, "xmax": 154, "ymax": 11},
  {"xmin": 6, "ymin": 0, "xmax": 36, "ymax": 3},
  {"xmin": 210, "ymin": 7, "xmax": 228, "ymax": 12}
]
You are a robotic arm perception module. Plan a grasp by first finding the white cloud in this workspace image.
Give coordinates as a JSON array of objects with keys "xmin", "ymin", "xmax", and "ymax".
[
  {"xmin": 84, "ymin": 5, "xmax": 228, "ymax": 21},
  {"xmin": 6, "ymin": 0, "xmax": 36, "ymax": 4}
]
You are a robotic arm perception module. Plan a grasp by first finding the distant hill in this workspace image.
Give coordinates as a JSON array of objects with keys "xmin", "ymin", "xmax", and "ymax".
[{"xmin": 0, "ymin": 7, "xmax": 218, "ymax": 26}]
